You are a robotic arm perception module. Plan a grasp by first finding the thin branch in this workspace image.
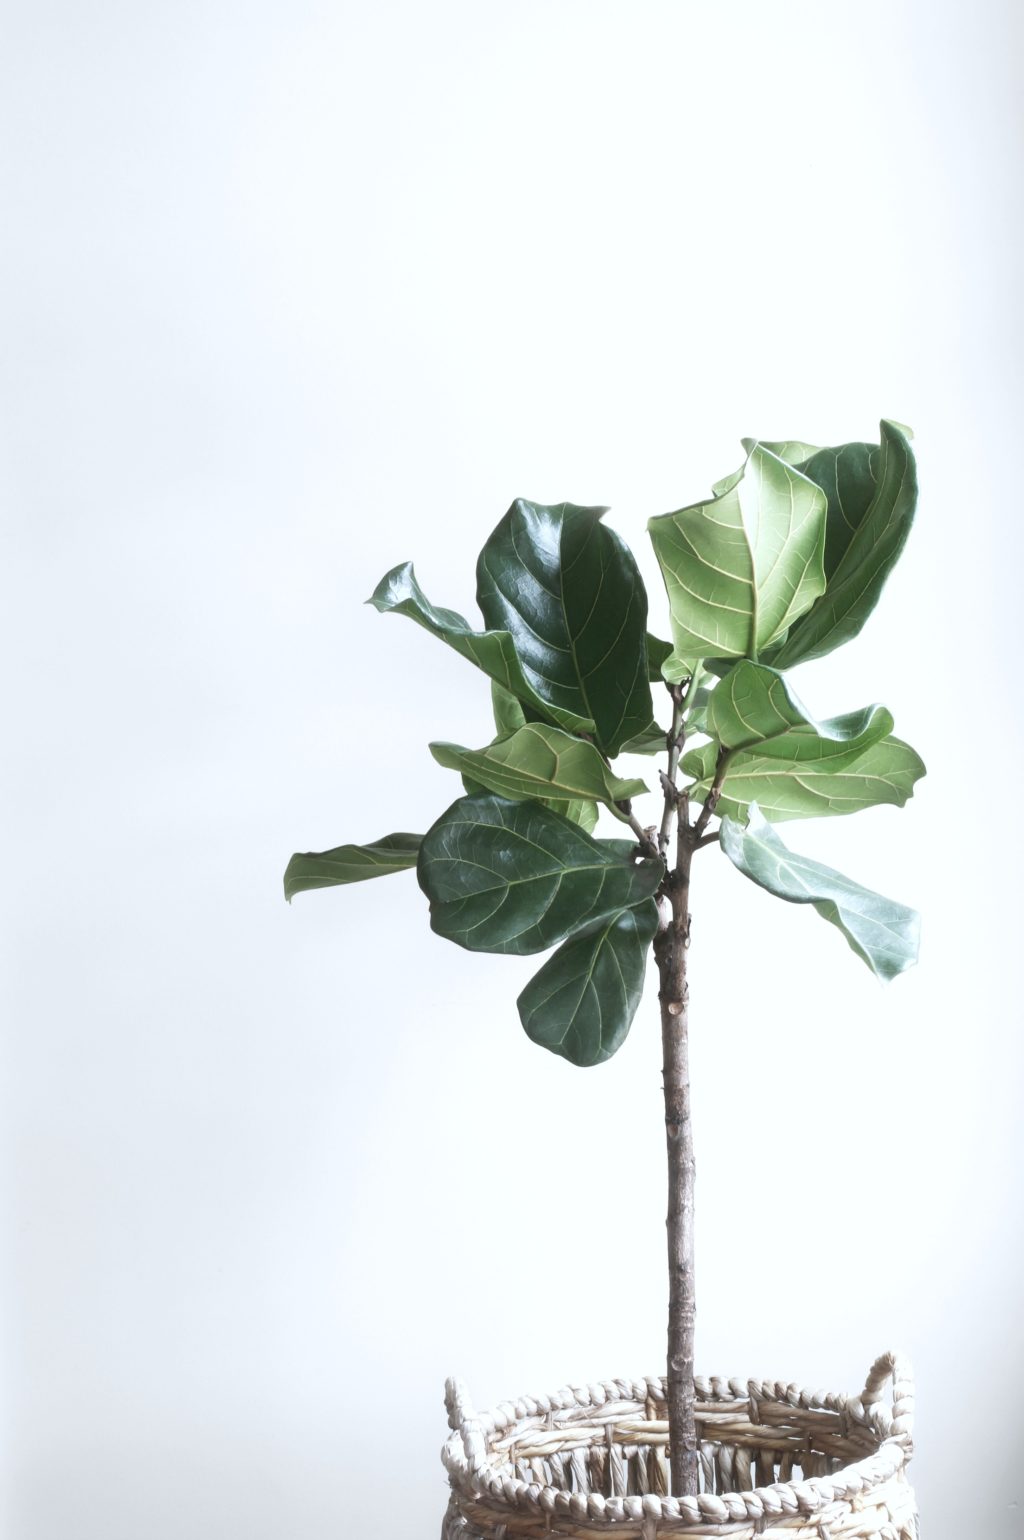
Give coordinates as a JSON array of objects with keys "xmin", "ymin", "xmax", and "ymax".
[
  {"xmin": 691, "ymin": 747, "xmax": 731, "ymax": 844},
  {"xmin": 616, "ymin": 800, "xmax": 660, "ymax": 860},
  {"xmin": 657, "ymin": 684, "xmax": 688, "ymax": 856},
  {"xmin": 696, "ymin": 830, "xmax": 720, "ymax": 849}
]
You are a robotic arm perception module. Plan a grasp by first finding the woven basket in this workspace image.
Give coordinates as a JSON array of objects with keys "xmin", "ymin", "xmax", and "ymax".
[{"xmin": 441, "ymin": 1352, "xmax": 917, "ymax": 1539}]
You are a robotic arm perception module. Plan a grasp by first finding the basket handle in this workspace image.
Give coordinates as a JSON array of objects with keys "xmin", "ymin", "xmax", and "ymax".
[
  {"xmin": 859, "ymin": 1351, "xmax": 915, "ymax": 1453},
  {"xmin": 444, "ymin": 1376, "xmax": 488, "ymax": 1474}
]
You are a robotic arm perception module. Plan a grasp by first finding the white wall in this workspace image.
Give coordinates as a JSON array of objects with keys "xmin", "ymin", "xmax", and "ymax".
[{"xmin": 3, "ymin": 2, "xmax": 1021, "ymax": 1536}]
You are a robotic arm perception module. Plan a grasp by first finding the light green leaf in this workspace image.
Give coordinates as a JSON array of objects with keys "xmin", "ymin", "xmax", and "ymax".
[
  {"xmin": 703, "ymin": 660, "xmax": 893, "ymax": 757},
  {"xmin": 561, "ymin": 799, "xmax": 599, "ymax": 833},
  {"xmin": 461, "ymin": 766, "xmax": 599, "ymax": 833},
  {"xmin": 518, "ymin": 899, "xmax": 659, "ymax": 1066},
  {"xmin": 739, "ymin": 437, "xmax": 822, "ymax": 467},
  {"xmin": 765, "ymin": 421, "xmax": 918, "ymax": 667},
  {"xmin": 478, "ymin": 685, "xmax": 597, "ymax": 830},
  {"xmin": 648, "ymin": 444, "xmax": 827, "ymax": 666},
  {"xmin": 430, "ymin": 724, "xmax": 647, "ymax": 822},
  {"xmin": 284, "ymin": 834, "xmax": 421, "ymax": 901},
  {"xmin": 369, "ymin": 562, "xmax": 594, "ymax": 735},
  {"xmin": 684, "ymin": 734, "xmax": 925, "ymax": 821},
  {"xmin": 711, "ymin": 441, "xmax": 821, "ymax": 498},
  {"xmin": 476, "ymin": 500, "xmax": 654, "ymax": 756},
  {"xmin": 720, "ymin": 807, "xmax": 920, "ymax": 980},
  {"xmin": 417, "ymin": 794, "xmax": 662, "ymax": 955}
]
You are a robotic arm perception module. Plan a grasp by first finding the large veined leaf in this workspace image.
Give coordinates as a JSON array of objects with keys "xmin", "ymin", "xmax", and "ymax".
[
  {"xmin": 490, "ymin": 681, "xmax": 527, "ymax": 738},
  {"xmin": 517, "ymin": 899, "xmax": 659, "ymax": 1066},
  {"xmin": 720, "ymin": 807, "xmax": 920, "ymax": 980},
  {"xmin": 457, "ymin": 769, "xmax": 599, "ymax": 833},
  {"xmin": 474, "ymin": 685, "xmax": 599, "ymax": 830},
  {"xmin": 703, "ymin": 660, "xmax": 893, "ymax": 757},
  {"xmin": 417, "ymin": 793, "xmax": 663, "ymax": 955},
  {"xmin": 284, "ymin": 834, "xmax": 421, "ymax": 901},
  {"xmin": 648, "ymin": 444, "xmax": 827, "ymax": 667},
  {"xmin": 710, "ymin": 441, "xmax": 820, "ymax": 498},
  {"xmin": 472, "ymin": 685, "xmax": 599, "ymax": 830},
  {"xmin": 476, "ymin": 500, "xmax": 653, "ymax": 756},
  {"xmin": 430, "ymin": 724, "xmax": 648, "ymax": 821},
  {"xmin": 748, "ymin": 438, "xmax": 875, "ymax": 576},
  {"xmin": 370, "ymin": 562, "xmax": 594, "ymax": 734},
  {"xmin": 764, "ymin": 421, "xmax": 918, "ymax": 667},
  {"xmin": 684, "ymin": 735, "xmax": 925, "ymax": 821}
]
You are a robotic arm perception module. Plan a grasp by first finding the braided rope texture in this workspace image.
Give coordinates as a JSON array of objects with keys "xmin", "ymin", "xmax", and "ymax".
[{"xmin": 441, "ymin": 1353, "xmax": 917, "ymax": 1539}]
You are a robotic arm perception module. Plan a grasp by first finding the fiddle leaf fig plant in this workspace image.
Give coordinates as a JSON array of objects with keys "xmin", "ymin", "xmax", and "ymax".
[{"xmin": 285, "ymin": 421, "xmax": 924, "ymax": 1498}]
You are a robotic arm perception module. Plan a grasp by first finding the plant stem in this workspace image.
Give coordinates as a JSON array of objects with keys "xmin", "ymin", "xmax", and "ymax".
[
  {"xmin": 658, "ymin": 668, "xmax": 700, "ymax": 857},
  {"xmin": 652, "ymin": 676, "xmax": 701, "ymax": 1497},
  {"xmin": 654, "ymin": 825, "xmax": 698, "ymax": 1497}
]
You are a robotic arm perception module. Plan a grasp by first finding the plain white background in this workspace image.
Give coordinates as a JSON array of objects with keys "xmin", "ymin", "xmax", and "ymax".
[{"xmin": 2, "ymin": 2, "xmax": 1022, "ymax": 1535}]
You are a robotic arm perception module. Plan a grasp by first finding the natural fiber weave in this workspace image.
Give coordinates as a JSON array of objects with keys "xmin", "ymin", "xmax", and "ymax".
[{"xmin": 442, "ymin": 1352, "xmax": 917, "ymax": 1539}]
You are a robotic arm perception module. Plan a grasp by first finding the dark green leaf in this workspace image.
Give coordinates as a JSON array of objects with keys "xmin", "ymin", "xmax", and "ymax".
[
  {"xmin": 648, "ymin": 445, "xmax": 827, "ymax": 666},
  {"xmin": 417, "ymin": 793, "xmax": 662, "ymax": 955},
  {"xmin": 684, "ymin": 734, "xmax": 925, "ymax": 821},
  {"xmin": 284, "ymin": 834, "xmax": 421, "ymax": 901},
  {"xmin": 598, "ymin": 837, "xmax": 642, "ymax": 861},
  {"xmin": 476, "ymin": 500, "xmax": 653, "ymax": 756},
  {"xmin": 646, "ymin": 632, "xmax": 675, "ymax": 681},
  {"xmin": 430, "ymin": 724, "xmax": 647, "ymax": 820},
  {"xmin": 369, "ymin": 562, "xmax": 594, "ymax": 734},
  {"xmin": 703, "ymin": 660, "xmax": 893, "ymax": 756},
  {"xmin": 617, "ymin": 720, "xmax": 668, "ymax": 755},
  {"xmin": 517, "ymin": 899, "xmax": 659, "ymax": 1066},
  {"xmin": 765, "ymin": 421, "xmax": 917, "ymax": 667},
  {"xmin": 720, "ymin": 807, "xmax": 920, "ymax": 980}
]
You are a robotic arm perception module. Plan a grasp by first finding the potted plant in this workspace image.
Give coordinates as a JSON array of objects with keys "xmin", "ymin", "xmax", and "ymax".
[{"xmin": 285, "ymin": 419, "xmax": 922, "ymax": 1537}]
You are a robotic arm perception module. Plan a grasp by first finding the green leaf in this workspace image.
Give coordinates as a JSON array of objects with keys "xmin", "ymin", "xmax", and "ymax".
[
  {"xmin": 710, "ymin": 443, "xmax": 820, "ymax": 498},
  {"xmin": 284, "ymin": 834, "xmax": 421, "ymax": 901},
  {"xmin": 476, "ymin": 500, "xmax": 654, "ymax": 756},
  {"xmin": 719, "ymin": 807, "xmax": 920, "ymax": 980},
  {"xmin": 369, "ymin": 562, "xmax": 594, "ymax": 734},
  {"xmin": 648, "ymin": 444, "xmax": 827, "ymax": 666},
  {"xmin": 764, "ymin": 421, "xmax": 918, "ymax": 667},
  {"xmin": 598, "ymin": 837, "xmax": 642, "ymax": 861},
  {"xmin": 517, "ymin": 899, "xmax": 659, "ymax": 1066},
  {"xmin": 703, "ymin": 660, "xmax": 893, "ymax": 757},
  {"xmin": 618, "ymin": 719, "xmax": 669, "ymax": 755},
  {"xmin": 739, "ymin": 437, "xmax": 822, "ymax": 468},
  {"xmin": 461, "ymin": 768, "xmax": 600, "ymax": 833},
  {"xmin": 417, "ymin": 793, "xmax": 663, "ymax": 955},
  {"xmin": 749, "ymin": 438, "xmax": 876, "ymax": 576},
  {"xmin": 646, "ymin": 632, "xmax": 675, "ymax": 681},
  {"xmin": 477, "ymin": 684, "xmax": 598, "ymax": 830},
  {"xmin": 561, "ymin": 799, "xmax": 599, "ymax": 833},
  {"xmin": 684, "ymin": 734, "xmax": 925, "ymax": 822},
  {"xmin": 430, "ymin": 724, "xmax": 647, "ymax": 821},
  {"xmin": 490, "ymin": 681, "xmax": 527, "ymax": 739}
]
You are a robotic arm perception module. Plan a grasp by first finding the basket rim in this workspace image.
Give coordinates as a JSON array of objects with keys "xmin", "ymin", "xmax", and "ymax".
[{"xmin": 442, "ymin": 1353, "xmax": 914, "ymax": 1529}]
